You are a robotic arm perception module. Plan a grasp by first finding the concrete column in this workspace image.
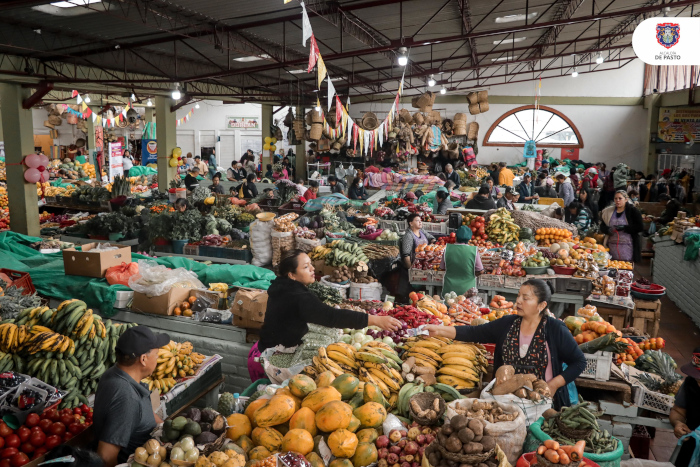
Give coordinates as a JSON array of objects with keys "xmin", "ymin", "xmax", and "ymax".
[
  {"xmin": 155, "ymin": 96, "xmax": 178, "ymax": 192},
  {"xmin": 643, "ymin": 94, "xmax": 661, "ymax": 176},
  {"xmin": 144, "ymin": 107, "xmax": 155, "ymax": 123},
  {"xmin": 295, "ymin": 106, "xmax": 306, "ymax": 180},
  {"xmin": 261, "ymin": 104, "xmax": 273, "ymax": 167},
  {"xmin": 0, "ymin": 83, "xmax": 39, "ymax": 236}
]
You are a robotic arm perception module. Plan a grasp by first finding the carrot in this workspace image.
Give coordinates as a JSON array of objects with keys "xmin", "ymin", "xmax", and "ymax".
[
  {"xmin": 544, "ymin": 449, "xmax": 560, "ymax": 464},
  {"xmin": 543, "ymin": 439, "xmax": 560, "ymax": 451},
  {"xmin": 537, "ymin": 445, "xmax": 547, "ymax": 455},
  {"xmin": 571, "ymin": 440, "xmax": 585, "ymax": 461},
  {"xmin": 557, "ymin": 449, "xmax": 570, "ymax": 465}
]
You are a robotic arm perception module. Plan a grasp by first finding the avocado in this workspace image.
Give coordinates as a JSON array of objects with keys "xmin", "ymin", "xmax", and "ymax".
[
  {"xmin": 184, "ymin": 407, "xmax": 201, "ymax": 423},
  {"xmin": 200, "ymin": 408, "xmax": 218, "ymax": 423},
  {"xmin": 195, "ymin": 431, "xmax": 218, "ymax": 445},
  {"xmin": 183, "ymin": 421, "xmax": 202, "ymax": 436},
  {"xmin": 163, "ymin": 426, "xmax": 181, "ymax": 443},
  {"xmin": 199, "ymin": 422, "xmax": 212, "ymax": 433},
  {"xmin": 171, "ymin": 416, "xmax": 188, "ymax": 431}
]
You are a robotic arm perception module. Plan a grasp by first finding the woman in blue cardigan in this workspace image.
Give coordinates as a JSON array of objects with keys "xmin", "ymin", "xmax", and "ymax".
[{"xmin": 425, "ymin": 279, "xmax": 586, "ymax": 409}]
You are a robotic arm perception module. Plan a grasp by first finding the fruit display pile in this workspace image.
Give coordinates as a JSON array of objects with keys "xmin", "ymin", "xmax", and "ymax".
[
  {"xmin": 485, "ymin": 208, "xmax": 519, "ymax": 244},
  {"xmin": 412, "ymin": 244, "xmax": 445, "ymax": 271},
  {"xmin": 142, "ymin": 340, "xmax": 205, "ymax": 394}
]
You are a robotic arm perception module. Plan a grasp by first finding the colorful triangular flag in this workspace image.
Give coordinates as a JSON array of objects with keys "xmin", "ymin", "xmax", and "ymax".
[
  {"xmin": 307, "ymin": 35, "xmax": 320, "ymax": 73},
  {"xmin": 327, "ymin": 75, "xmax": 336, "ymax": 112},
  {"xmin": 317, "ymin": 55, "xmax": 327, "ymax": 87},
  {"xmin": 301, "ymin": 2, "xmax": 313, "ymax": 46},
  {"xmin": 71, "ymin": 90, "xmax": 78, "ymax": 98},
  {"xmin": 76, "ymin": 94, "xmax": 82, "ymax": 104}
]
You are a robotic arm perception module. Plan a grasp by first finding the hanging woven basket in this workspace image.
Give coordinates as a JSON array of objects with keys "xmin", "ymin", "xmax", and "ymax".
[
  {"xmin": 413, "ymin": 112, "xmax": 425, "ymax": 125},
  {"xmin": 48, "ymin": 115, "xmax": 63, "ymax": 126},
  {"xmin": 467, "ymin": 92, "xmax": 478, "ymax": 105},
  {"xmin": 309, "ymin": 109, "xmax": 324, "ymax": 124},
  {"xmin": 453, "ymin": 122, "xmax": 467, "ymax": 136},
  {"xmin": 293, "ymin": 117, "xmax": 305, "ymax": 134},
  {"xmin": 478, "ymin": 102, "xmax": 490, "ymax": 113},
  {"xmin": 468, "ymin": 103, "xmax": 481, "ymax": 115},
  {"xmin": 65, "ymin": 114, "xmax": 79, "ymax": 125},
  {"xmin": 477, "ymin": 90, "xmax": 489, "ymax": 103},
  {"xmin": 309, "ymin": 122, "xmax": 323, "ymax": 140},
  {"xmin": 399, "ymin": 108, "xmax": 413, "ymax": 124},
  {"xmin": 361, "ymin": 112, "xmax": 379, "ymax": 130},
  {"xmin": 468, "ymin": 121, "xmax": 479, "ymax": 140},
  {"xmin": 412, "ymin": 91, "xmax": 435, "ymax": 111},
  {"xmin": 454, "ymin": 112, "xmax": 467, "ymax": 122}
]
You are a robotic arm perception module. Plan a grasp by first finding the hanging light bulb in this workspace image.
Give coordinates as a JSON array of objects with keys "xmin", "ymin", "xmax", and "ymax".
[
  {"xmin": 146, "ymin": 99, "xmax": 152, "ymax": 107},
  {"xmin": 84, "ymin": 94, "xmax": 91, "ymax": 103},
  {"xmin": 314, "ymin": 105, "xmax": 321, "ymax": 111},
  {"xmin": 397, "ymin": 47, "xmax": 408, "ymax": 67},
  {"xmin": 171, "ymin": 83, "xmax": 181, "ymax": 100},
  {"xmin": 572, "ymin": 68, "xmax": 579, "ymax": 77},
  {"xmin": 596, "ymin": 53, "xmax": 604, "ymax": 64},
  {"xmin": 195, "ymin": 102, "xmax": 200, "ymax": 109},
  {"xmin": 440, "ymin": 86, "xmax": 447, "ymax": 95},
  {"xmin": 427, "ymin": 74, "xmax": 436, "ymax": 87}
]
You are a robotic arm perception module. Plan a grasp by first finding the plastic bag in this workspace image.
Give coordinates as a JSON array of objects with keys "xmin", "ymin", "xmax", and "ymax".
[
  {"xmin": 648, "ymin": 221, "xmax": 657, "ymax": 235},
  {"xmin": 127, "ymin": 259, "xmax": 204, "ymax": 297},
  {"xmin": 196, "ymin": 308, "xmax": 232, "ymax": 324},
  {"xmin": 105, "ymin": 262, "xmax": 139, "ymax": 286},
  {"xmin": 92, "ymin": 242, "xmax": 120, "ymax": 251},
  {"xmin": 382, "ymin": 414, "xmax": 405, "ymax": 435},
  {"xmin": 684, "ymin": 233, "xmax": 700, "ymax": 261},
  {"xmin": 480, "ymin": 379, "xmax": 552, "ymax": 428},
  {"xmin": 250, "ymin": 219, "xmax": 273, "ymax": 267},
  {"xmin": 445, "ymin": 398, "xmax": 526, "ymax": 464}
]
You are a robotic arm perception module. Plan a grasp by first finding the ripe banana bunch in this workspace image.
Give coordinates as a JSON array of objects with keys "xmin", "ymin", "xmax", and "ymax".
[
  {"xmin": 52, "ymin": 300, "xmax": 107, "ymax": 341},
  {"xmin": 0, "ymin": 323, "xmax": 22, "ymax": 353},
  {"xmin": 309, "ymin": 245, "xmax": 332, "ymax": 261},
  {"xmin": 150, "ymin": 341, "xmax": 205, "ymax": 392},
  {"xmin": 22, "ymin": 326, "xmax": 75, "ymax": 355},
  {"xmin": 15, "ymin": 306, "xmax": 53, "ymax": 327},
  {"xmin": 142, "ymin": 376, "xmax": 177, "ymax": 393},
  {"xmin": 486, "ymin": 208, "xmax": 520, "ymax": 244}
]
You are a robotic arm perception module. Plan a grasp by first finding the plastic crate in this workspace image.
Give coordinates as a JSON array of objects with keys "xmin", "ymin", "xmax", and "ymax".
[
  {"xmin": 423, "ymin": 221, "xmax": 449, "ymax": 234},
  {"xmin": 432, "ymin": 270, "xmax": 445, "ymax": 283},
  {"xmin": 479, "ymin": 275, "xmax": 505, "ymax": 287},
  {"xmin": 183, "ymin": 244, "xmax": 200, "ymax": 256},
  {"xmin": 409, "ymin": 269, "xmax": 432, "ymax": 282},
  {"xmin": 347, "ymin": 199, "xmax": 378, "ymax": 214},
  {"xmin": 555, "ymin": 277, "xmax": 593, "ymax": 296},
  {"xmin": 632, "ymin": 383, "xmax": 674, "ymax": 415},
  {"xmin": 579, "ymin": 351, "xmax": 613, "ymax": 381},
  {"xmin": 0, "ymin": 269, "xmax": 35, "ymax": 295},
  {"xmin": 379, "ymin": 219, "xmax": 408, "ymax": 233},
  {"xmin": 279, "ymin": 201, "xmax": 305, "ymax": 216},
  {"xmin": 224, "ymin": 248, "xmax": 253, "ymax": 262}
]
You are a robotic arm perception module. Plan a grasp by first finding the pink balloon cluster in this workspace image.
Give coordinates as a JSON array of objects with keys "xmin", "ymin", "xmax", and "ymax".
[{"xmin": 24, "ymin": 153, "xmax": 50, "ymax": 184}]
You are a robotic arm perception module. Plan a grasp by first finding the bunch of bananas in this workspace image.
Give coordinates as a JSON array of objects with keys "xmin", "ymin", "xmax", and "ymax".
[
  {"xmin": 486, "ymin": 208, "xmax": 520, "ymax": 244},
  {"xmin": 400, "ymin": 338, "xmax": 487, "ymax": 390},
  {"xmin": 143, "ymin": 340, "xmax": 205, "ymax": 393},
  {"xmin": 21, "ymin": 326, "xmax": 75, "ymax": 356},
  {"xmin": 303, "ymin": 341, "xmax": 403, "ymax": 409},
  {"xmin": 324, "ymin": 240, "xmax": 369, "ymax": 267},
  {"xmin": 309, "ymin": 245, "xmax": 333, "ymax": 261},
  {"xmin": 208, "ymin": 283, "xmax": 228, "ymax": 293}
]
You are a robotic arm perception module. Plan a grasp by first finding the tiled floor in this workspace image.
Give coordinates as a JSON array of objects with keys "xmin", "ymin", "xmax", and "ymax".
[{"xmin": 633, "ymin": 259, "xmax": 698, "ymax": 462}]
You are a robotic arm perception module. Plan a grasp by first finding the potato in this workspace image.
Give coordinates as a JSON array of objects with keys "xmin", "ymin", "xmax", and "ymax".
[
  {"xmin": 457, "ymin": 427, "xmax": 474, "ymax": 444},
  {"xmin": 528, "ymin": 391, "xmax": 542, "ymax": 402},
  {"xmin": 445, "ymin": 434, "xmax": 463, "ymax": 453},
  {"xmin": 442, "ymin": 424, "xmax": 454, "ymax": 435},
  {"xmin": 451, "ymin": 415, "xmax": 468, "ymax": 431},
  {"xmin": 437, "ymin": 432, "xmax": 448, "ymax": 446},
  {"xmin": 473, "ymin": 435, "xmax": 482, "ymax": 443},
  {"xmin": 463, "ymin": 442, "xmax": 483, "ymax": 454},
  {"xmin": 429, "ymin": 453, "xmax": 441, "ymax": 466},
  {"xmin": 480, "ymin": 436, "xmax": 496, "ymax": 451},
  {"xmin": 467, "ymin": 419, "xmax": 484, "ymax": 437}
]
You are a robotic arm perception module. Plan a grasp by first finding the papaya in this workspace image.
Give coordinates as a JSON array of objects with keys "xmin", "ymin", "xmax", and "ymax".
[
  {"xmin": 226, "ymin": 414, "xmax": 252, "ymax": 441},
  {"xmin": 306, "ymin": 452, "xmax": 325, "ymax": 467},
  {"xmin": 331, "ymin": 374, "xmax": 360, "ymax": 400},
  {"xmin": 251, "ymin": 427, "xmax": 283, "ymax": 452},
  {"xmin": 329, "ymin": 460, "xmax": 353, "ymax": 467},
  {"xmin": 281, "ymin": 428, "xmax": 315, "ymax": 455},
  {"xmin": 353, "ymin": 402, "xmax": 387, "ymax": 429},
  {"xmin": 247, "ymin": 446, "xmax": 271, "ymax": 461},
  {"xmin": 347, "ymin": 416, "xmax": 361, "ymax": 433},
  {"xmin": 289, "ymin": 407, "xmax": 317, "ymax": 436},
  {"xmin": 254, "ymin": 394, "xmax": 296, "ymax": 427},
  {"xmin": 234, "ymin": 435, "xmax": 255, "ymax": 454},
  {"xmin": 245, "ymin": 398, "xmax": 268, "ymax": 427},
  {"xmin": 315, "ymin": 401, "xmax": 353, "ymax": 432},
  {"xmin": 356, "ymin": 429, "xmax": 378, "ymax": 444},
  {"xmin": 328, "ymin": 429, "xmax": 359, "ymax": 458},
  {"xmin": 363, "ymin": 383, "xmax": 387, "ymax": 407},
  {"xmin": 289, "ymin": 374, "xmax": 317, "ymax": 398},
  {"xmin": 273, "ymin": 422, "xmax": 289, "ymax": 436},
  {"xmin": 348, "ymin": 392, "xmax": 364, "ymax": 410},
  {"xmin": 315, "ymin": 371, "xmax": 335, "ymax": 388},
  {"xmin": 302, "ymin": 386, "xmax": 342, "ymax": 412},
  {"xmin": 352, "ymin": 443, "xmax": 378, "ymax": 467},
  {"xmin": 275, "ymin": 388, "xmax": 302, "ymax": 411}
]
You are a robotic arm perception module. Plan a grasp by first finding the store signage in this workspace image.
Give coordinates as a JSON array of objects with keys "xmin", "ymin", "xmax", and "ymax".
[
  {"xmin": 226, "ymin": 116, "xmax": 259, "ymax": 129},
  {"xmin": 142, "ymin": 139, "xmax": 158, "ymax": 165},
  {"xmin": 108, "ymin": 142, "xmax": 123, "ymax": 181},
  {"xmin": 633, "ymin": 17, "xmax": 700, "ymax": 64},
  {"xmin": 658, "ymin": 108, "xmax": 700, "ymax": 143}
]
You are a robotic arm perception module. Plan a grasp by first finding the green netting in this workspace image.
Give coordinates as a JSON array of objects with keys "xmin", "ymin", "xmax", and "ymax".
[
  {"xmin": 128, "ymin": 166, "xmax": 158, "ymax": 177},
  {"xmin": 0, "ymin": 231, "xmax": 276, "ymax": 317}
]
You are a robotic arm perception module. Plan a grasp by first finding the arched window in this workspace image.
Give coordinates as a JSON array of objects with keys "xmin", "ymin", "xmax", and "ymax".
[{"xmin": 483, "ymin": 105, "xmax": 584, "ymax": 148}]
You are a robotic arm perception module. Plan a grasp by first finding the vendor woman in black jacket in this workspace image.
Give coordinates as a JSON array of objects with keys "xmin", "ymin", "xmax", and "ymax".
[
  {"xmin": 248, "ymin": 250, "xmax": 401, "ymax": 381},
  {"xmin": 425, "ymin": 279, "xmax": 586, "ymax": 409}
]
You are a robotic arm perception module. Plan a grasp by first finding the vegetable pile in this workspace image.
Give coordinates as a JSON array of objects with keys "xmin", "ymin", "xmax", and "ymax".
[
  {"xmin": 489, "ymin": 365, "xmax": 551, "ymax": 402},
  {"xmin": 424, "ymin": 416, "xmax": 499, "ymax": 466},
  {"xmin": 541, "ymin": 401, "xmax": 618, "ymax": 455}
]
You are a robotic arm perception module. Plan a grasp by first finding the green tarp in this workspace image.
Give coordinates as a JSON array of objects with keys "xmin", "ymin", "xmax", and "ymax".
[
  {"xmin": 0, "ymin": 231, "xmax": 276, "ymax": 317},
  {"xmin": 128, "ymin": 166, "xmax": 158, "ymax": 177}
]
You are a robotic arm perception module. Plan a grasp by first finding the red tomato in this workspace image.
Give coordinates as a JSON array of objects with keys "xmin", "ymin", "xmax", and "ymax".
[
  {"xmin": 72, "ymin": 408, "xmax": 82, "ymax": 415},
  {"xmin": 29, "ymin": 431, "xmax": 45, "ymax": 448},
  {"xmin": 29, "ymin": 427, "xmax": 41, "ymax": 434},
  {"xmin": 59, "ymin": 415, "xmax": 73, "ymax": 426},
  {"xmin": 32, "ymin": 447, "xmax": 47, "ymax": 458},
  {"xmin": 4, "ymin": 436, "xmax": 19, "ymax": 450},
  {"xmin": 48, "ymin": 423, "xmax": 65, "ymax": 437},
  {"xmin": 62, "ymin": 432, "xmax": 73, "ymax": 442},
  {"xmin": 42, "ymin": 410, "xmax": 58, "ymax": 422},
  {"xmin": 0, "ymin": 448, "xmax": 17, "ymax": 459},
  {"xmin": 79, "ymin": 404, "xmax": 89, "ymax": 412},
  {"xmin": 68, "ymin": 424, "xmax": 82, "ymax": 435},
  {"xmin": 18, "ymin": 444, "xmax": 33, "ymax": 455},
  {"xmin": 38, "ymin": 419, "xmax": 52, "ymax": 433},
  {"xmin": 23, "ymin": 415, "xmax": 39, "ymax": 429},
  {"xmin": 0, "ymin": 459, "xmax": 9, "ymax": 467},
  {"xmin": 15, "ymin": 428, "xmax": 29, "ymax": 445},
  {"xmin": 10, "ymin": 452, "xmax": 29, "ymax": 467},
  {"xmin": 43, "ymin": 436, "xmax": 60, "ymax": 451},
  {"xmin": 0, "ymin": 424, "xmax": 12, "ymax": 438}
]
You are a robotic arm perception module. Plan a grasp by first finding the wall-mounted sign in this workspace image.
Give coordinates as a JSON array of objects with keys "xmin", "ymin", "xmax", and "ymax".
[
  {"xmin": 658, "ymin": 107, "xmax": 700, "ymax": 143},
  {"xmin": 142, "ymin": 139, "xmax": 157, "ymax": 165},
  {"xmin": 108, "ymin": 142, "xmax": 123, "ymax": 181},
  {"xmin": 226, "ymin": 116, "xmax": 259, "ymax": 129}
]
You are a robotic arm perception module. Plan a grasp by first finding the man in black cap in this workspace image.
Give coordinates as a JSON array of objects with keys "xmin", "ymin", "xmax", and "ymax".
[
  {"xmin": 465, "ymin": 186, "xmax": 497, "ymax": 210},
  {"xmin": 93, "ymin": 326, "xmax": 170, "ymax": 467},
  {"xmin": 669, "ymin": 347, "xmax": 700, "ymax": 467}
]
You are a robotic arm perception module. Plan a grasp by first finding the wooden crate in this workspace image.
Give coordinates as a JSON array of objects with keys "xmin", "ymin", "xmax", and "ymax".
[
  {"xmin": 597, "ymin": 305, "xmax": 631, "ymax": 330},
  {"xmin": 632, "ymin": 299, "xmax": 661, "ymax": 338}
]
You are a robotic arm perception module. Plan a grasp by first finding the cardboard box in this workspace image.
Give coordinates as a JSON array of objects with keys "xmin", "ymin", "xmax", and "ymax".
[
  {"xmin": 231, "ymin": 288, "xmax": 268, "ymax": 329},
  {"xmin": 62, "ymin": 242, "xmax": 132, "ymax": 278},
  {"xmin": 131, "ymin": 287, "xmax": 191, "ymax": 316}
]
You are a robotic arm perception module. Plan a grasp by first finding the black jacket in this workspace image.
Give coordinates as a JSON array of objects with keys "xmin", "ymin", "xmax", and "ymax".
[
  {"xmin": 348, "ymin": 185, "xmax": 368, "ymax": 200},
  {"xmin": 600, "ymin": 203, "xmax": 645, "ymax": 262},
  {"xmin": 516, "ymin": 181, "xmax": 536, "ymax": 204},
  {"xmin": 455, "ymin": 315, "xmax": 587, "ymax": 409},
  {"xmin": 658, "ymin": 199, "xmax": 681, "ymax": 225},
  {"xmin": 465, "ymin": 195, "xmax": 497, "ymax": 210},
  {"xmin": 259, "ymin": 277, "xmax": 368, "ymax": 351},
  {"xmin": 446, "ymin": 170, "xmax": 461, "ymax": 188},
  {"xmin": 536, "ymin": 186, "xmax": 558, "ymax": 198}
]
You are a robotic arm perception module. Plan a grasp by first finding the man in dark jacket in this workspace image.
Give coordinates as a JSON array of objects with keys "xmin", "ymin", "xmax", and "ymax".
[
  {"xmin": 516, "ymin": 173, "xmax": 539, "ymax": 204},
  {"xmin": 465, "ymin": 186, "xmax": 497, "ymax": 210},
  {"xmin": 656, "ymin": 194, "xmax": 681, "ymax": 225},
  {"xmin": 444, "ymin": 164, "xmax": 461, "ymax": 189}
]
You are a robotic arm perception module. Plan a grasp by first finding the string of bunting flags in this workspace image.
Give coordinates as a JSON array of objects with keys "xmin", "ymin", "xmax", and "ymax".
[
  {"xmin": 67, "ymin": 90, "xmax": 196, "ymax": 128},
  {"xmin": 300, "ymin": 1, "xmax": 406, "ymax": 156}
]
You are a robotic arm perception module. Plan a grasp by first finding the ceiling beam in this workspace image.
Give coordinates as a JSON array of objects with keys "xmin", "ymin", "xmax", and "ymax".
[
  {"xmin": 456, "ymin": 0, "xmax": 479, "ymax": 66},
  {"xmin": 22, "ymin": 80, "xmax": 53, "ymax": 109},
  {"xmin": 524, "ymin": 0, "xmax": 587, "ymax": 66}
]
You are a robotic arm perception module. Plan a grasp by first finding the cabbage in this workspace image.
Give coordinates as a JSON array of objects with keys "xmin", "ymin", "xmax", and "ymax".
[
  {"xmin": 362, "ymin": 335, "xmax": 373, "ymax": 344},
  {"xmin": 341, "ymin": 335, "xmax": 352, "ymax": 344},
  {"xmin": 382, "ymin": 336, "xmax": 394, "ymax": 345},
  {"xmin": 353, "ymin": 332, "xmax": 365, "ymax": 343},
  {"xmin": 353, "ymin": 342, "xmax": 362, "ymax": 350}
]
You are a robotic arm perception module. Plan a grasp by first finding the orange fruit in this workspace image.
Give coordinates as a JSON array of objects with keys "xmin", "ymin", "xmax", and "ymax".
[
  {"xmin": 173, "ymin": 307, "xmax": 182, "ymax": 316},
  {"xmin": 188, "ymin": 296, "xmax": 197, "ymax": 304},
  {"xmin": 181, "ymin": 302, "xmax": 190, "ymax": 310},
  {"xmin": 183, "ymin": 309, "xmax": 193, "ymax": 317}
]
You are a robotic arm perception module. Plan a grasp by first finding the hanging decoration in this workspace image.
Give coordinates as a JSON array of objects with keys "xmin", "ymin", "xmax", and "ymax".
[{"xmin": 23, "ymin": 153, "xmax": 50, "ymax": 184}]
